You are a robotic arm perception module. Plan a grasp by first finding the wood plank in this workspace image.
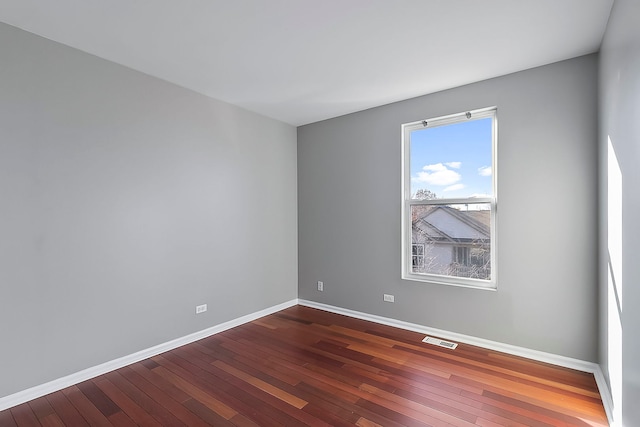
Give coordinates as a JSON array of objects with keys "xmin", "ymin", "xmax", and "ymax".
[
  {"xmin": 355, "ymin": 399, "xmax": 435, "ymax": 427},
  {"xmin": 117, "ymin": 365, "xmax": 211, "ymax": 427},
  {"xmin": 10, "ymin": 403, "xmax": 40, "ymax": 427},
  {"xmin": 127, "ymin": 361, "xmax": 192, "ymax": 403},
  {"xmin": 359, "ymin": 382, "xmax": 478, "ymax": 427},
  {"xmin": 150, "ymin": 362, "xmax": 238, "ymax": 420},
  {"xmin": 211, "ymin": 359, "xmax": 308, "ymax": 409},
  {"xmin": 453, "ymin": 374, "xmax": 606, "ymax": 419},
  {"xmin": 351, "ymin": 339, "xmax": 602, "ymax": 412},
  {"xmin": 181, "ymin": 399, "xmax": 237, "ymax": 427},
  {"xmin": 103, "ymin": 370, "xmax": 186, "ymax": 426},
  {"xmin": 94, "ymin": 377, "xmax": 162, "ymax": 426},
  {"xmin": 75, "ymin": 380, "xmax": 121, "ymax": 418},
  {"xmin": 153, "ymin": 352, "xmax": 290, "ymax": 426},
  {"xmin": 45, "ymin": 390, "xmax": 90, "ymax": 427},
  {"xmin": 356, "ymin": 417, "xmax": 385, "ymax": 427},
  {"xmin": 295, "ymin": 381, "xmax": 409, "ymax": 427},
  {"xmin": 375, "ymin": 368, "xmax": 554, "ymax": 427},
  {"xmin": 167, "ymin": 349, "xmax": 332, "ymax": 427},
  {"xmin": 62, "ymin": 385, "xmax": 114, "ymax": 427},
  {"xmin": 157, "ymin": 352, "xmax": 311, "ymax": 426},
  {"xmin": 460, "ymin": 388, "xmax": 574, "ymax": 426},
  {"xmin": 0, "ymin": 409, "xmax": 18, "ymax": 427},
  {"xmin": 394, "ymin": 342, "xmax": 601, "ymax": 399},
  {"xmin": 106, "ymin": 411, "xmax": 137, "ymax": 427},
  {"xmin": 39, "ymin": 414, "xmax": 66, "ymax": 427},
  {"xmin": 28, "ymin": 394, "xmax": 56, "ymax": 420},
  {"xmin": 229, "ymin": 413, "xmax": 262, "ymax": 427}
]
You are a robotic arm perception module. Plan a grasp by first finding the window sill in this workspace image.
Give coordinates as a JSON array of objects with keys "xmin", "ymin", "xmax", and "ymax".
[{"xmin": 402, "ymin": 273, "xmax": 497, "ymax": 291}]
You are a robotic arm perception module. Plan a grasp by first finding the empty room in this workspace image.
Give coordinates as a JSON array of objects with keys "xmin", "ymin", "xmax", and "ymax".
[{"xmin": 1, "ymin": 1, "xmax": 638, "ymax": 426}]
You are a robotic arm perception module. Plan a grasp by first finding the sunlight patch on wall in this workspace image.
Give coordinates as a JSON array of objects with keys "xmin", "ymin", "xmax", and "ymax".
[
  {"xmin": 607, "ymin": 135, "xmax": 623, "ymax": 424},
  {"xmin": 608, "ymin": 136, "xmax": 623, "ymax": 307}
]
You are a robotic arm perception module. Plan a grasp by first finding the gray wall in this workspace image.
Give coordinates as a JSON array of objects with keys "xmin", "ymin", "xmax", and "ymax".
[
  {"xmin": 0, "ymin": 23, "xmax": 298, "ymax": 399},
  {"xmin": 599, "ymin": 0, "xmax": 640, "ymax": 424},
  {"xmin": 298, "ymin": 55, "xmax": 599, "ymax": 361}
]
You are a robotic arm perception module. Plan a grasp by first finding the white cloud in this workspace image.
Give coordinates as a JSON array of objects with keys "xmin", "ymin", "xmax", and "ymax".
[
  {"xmin": 443, "ymin": 184, "xmax": 465, "ymax": 192},
  {"xmin": 478, "ymin": 166, "xmax": 492, "ymax": 176},
  {"xmin": 412, "ymin": 163, "xmax": 461, "ymax": 186},
  {"xmin": 422, "ymin": 163, "xmax": 447, "ymax": 172},
  {"xmin": 445, "ymin": 162, "xmax": 461, "ymax": 169}
]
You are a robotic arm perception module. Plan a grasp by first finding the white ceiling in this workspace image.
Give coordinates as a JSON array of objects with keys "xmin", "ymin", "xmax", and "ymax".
[{"xmin": 0, "ymin": 0, "xmax": 613, "ymax": 126}]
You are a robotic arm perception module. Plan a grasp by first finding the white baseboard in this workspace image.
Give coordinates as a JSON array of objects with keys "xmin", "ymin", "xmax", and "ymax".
[
  {"xmin": 298, "ymin": 299, "xmax": 614, "ymax": 426},
  {"xmin": 593, "ymin": 365, "xmax": 615, "ymax": 426},
  {"xmin": 0, "ymin": 299, "xmax": 298, "ymax": 412}
]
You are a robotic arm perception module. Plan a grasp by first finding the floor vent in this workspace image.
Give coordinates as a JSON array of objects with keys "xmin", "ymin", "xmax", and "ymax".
[{"xmin": 422, "ymin": 336, "xmax": 458, "ymax": 350}]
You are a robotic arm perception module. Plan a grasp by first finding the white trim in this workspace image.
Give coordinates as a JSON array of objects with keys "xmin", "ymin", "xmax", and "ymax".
[
  {"xmin": 409, "ymin": 196, "xmax": 494, "ymax": 206},
  {"xmin": 404, "ymin": 107, "xmax": 498, "ymax": 130},
  {"xmin": 298, "ymin": 299, "xmax": 614, "ymax": 426},
  {"xmin": 593, "ymin": 365, "xmax": 615, "ymax": 426},
  {"xmin": 0, "ymin": 299, "xmax": 298, "ymax": 412}
]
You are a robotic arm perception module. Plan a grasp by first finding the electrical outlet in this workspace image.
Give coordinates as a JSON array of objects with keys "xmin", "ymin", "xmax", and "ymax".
[
  {"xmin": 317, "ymin": 281, "xmax": 324, "ymax": 291},
  {"xmin": 195, "ymin": 304, "xmax": 207, "ymax": 314},
  {"xmin": 383, "ymin": 294, "xmax": 395, "ymax": 303}
]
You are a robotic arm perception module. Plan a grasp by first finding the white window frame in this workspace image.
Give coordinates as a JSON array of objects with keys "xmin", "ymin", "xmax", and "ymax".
[
  {"xmin": 401, "ymin": 107, "xmax": 497, "ymax": 290},
  {"xmin": 412, "ymin": 243, "xmax": 425, "ymax": 270}
]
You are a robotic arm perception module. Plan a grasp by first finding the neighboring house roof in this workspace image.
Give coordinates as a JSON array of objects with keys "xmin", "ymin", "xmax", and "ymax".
[
  {"xmin": 412, "ymin": 206, "xmax": 490, "ymax": 243},
  {"xmin": 463, "ymin": 210, "xmax": 491, "ymax": 230},
  {"xmin": 412, "ymin": 219, "xmax": 456, "ymax": 243}
]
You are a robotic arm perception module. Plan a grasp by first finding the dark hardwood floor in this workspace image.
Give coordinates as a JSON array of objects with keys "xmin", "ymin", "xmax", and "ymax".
[{"xmin": 0, "ymin": 305, "xmax": 608, "ymax": 426}]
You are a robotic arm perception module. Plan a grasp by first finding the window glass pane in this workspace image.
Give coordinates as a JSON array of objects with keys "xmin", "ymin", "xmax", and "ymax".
[
  {"xmin": 410, "ymin": 118, "xmax": 493, "ymax": 199},
  {"xmin": 411, "ymin": 203, "xmax": 491, "ymax": 280}
]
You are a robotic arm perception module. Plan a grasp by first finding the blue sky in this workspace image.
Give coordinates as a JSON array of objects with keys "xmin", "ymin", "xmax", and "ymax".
[{"xmin": 410, "ymin": 117, "xmax": 493, "ymax": 199}]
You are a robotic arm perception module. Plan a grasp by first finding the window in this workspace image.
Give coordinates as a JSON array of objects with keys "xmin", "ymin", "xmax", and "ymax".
[
  {"xmin": 412, "ymin": 244, "xmax": 425, "ymax": 270},
  {"xmin": 453, "ymin": 246, "xmax": 469, "ymax": 265},
  {"xmin": 402, "ymin": 107, "xmax": 496, "ymax": 289}
]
